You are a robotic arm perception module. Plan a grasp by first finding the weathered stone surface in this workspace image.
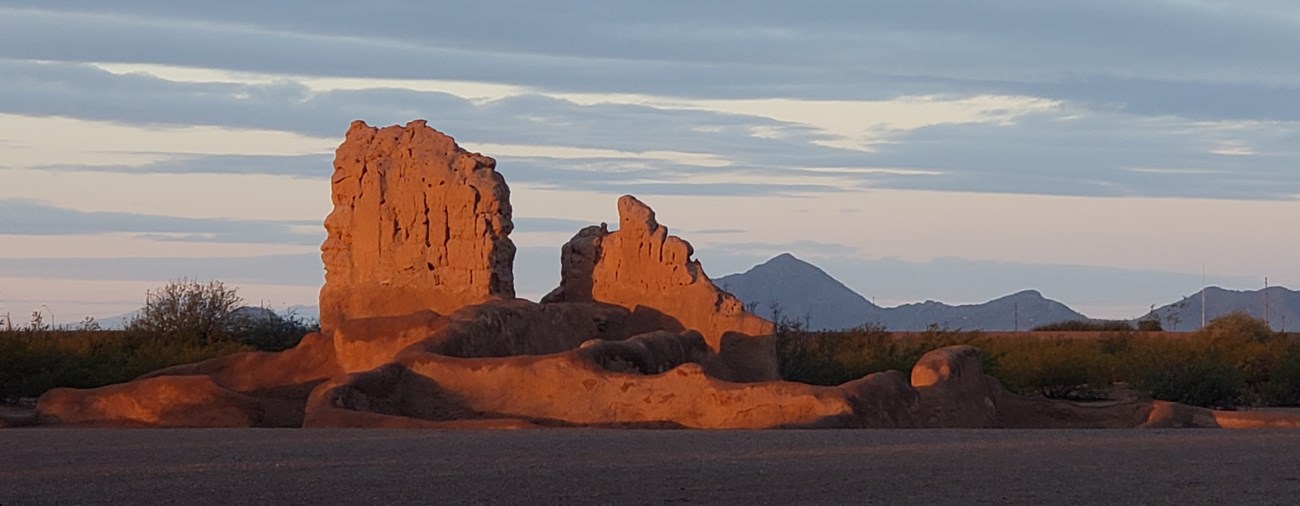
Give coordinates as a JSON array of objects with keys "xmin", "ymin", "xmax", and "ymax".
[
  {"xmin": 303, "ymin": 343, "xmax": 937, "ymax": 429},
  {"xmin": 304, "ymin": 343, "xmax": 1300, "ymax": 430},
  {"xmin": 910, "ymin": 345, "xmax": 1001, "ymax": 427},
  {"xmin": 133, "ymin": 331, "xmax": 343, "ymax": 427},
  {"xmin": 320, "ymin": 120, "xmax": 515, "ymax": 332},
  {"xmin": 142, "ymin": 332, "xmax": 340, "ymax": 392},
  {"xmin": 312, "ymin": 347, "xmax": 869, "ymax": 430},
  {"xmin": 331, "ymin": 299, "xmax": 659, "ymax": 373},
  {"xmin": 37, "ymin": 376, "xmax": 264, "ymax": 428},
  {"xmin": 332, "ymin": 310, "xmax": 448, "ymax": 374},
  {"xmin": 544, "ymin": 196, "xmax": 774, "ymax": 349},
  {"xmin": 1138, "ymin": 401, "xmax": 1300, "ymax": 429},
  {"xmin": 303, "ymin": 364, "xmax": 538, "ymax": 429}
]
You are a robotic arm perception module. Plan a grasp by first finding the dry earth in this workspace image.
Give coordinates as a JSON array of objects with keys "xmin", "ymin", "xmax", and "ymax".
[{"xmin": 3, "ymin": 429, "xmax": 1300, "ymax": 505}]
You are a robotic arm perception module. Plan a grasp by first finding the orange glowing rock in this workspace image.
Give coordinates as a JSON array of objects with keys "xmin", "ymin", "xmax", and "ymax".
[{"xmin": 320, "ymin": 120, "xmax": 515, "ymax": 333}]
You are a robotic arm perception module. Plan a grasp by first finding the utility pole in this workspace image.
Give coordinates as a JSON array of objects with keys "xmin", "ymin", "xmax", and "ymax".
[
  {"xmin": 1014, "ymin": 303, "xmax": 1019, "ymax": 332},
  {"xmin": 1201, "ymin": 264, "xmax": 1207, "ymax": 329},
  {"xmin": 1264, "ymin": 277, "xmax": 1270, "ymax": 330}
]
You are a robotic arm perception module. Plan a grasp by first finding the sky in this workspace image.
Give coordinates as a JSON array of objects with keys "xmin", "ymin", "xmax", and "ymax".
[{"xmin": 1, "ymin": 1, "xmax": 1299, "ymax": 325}]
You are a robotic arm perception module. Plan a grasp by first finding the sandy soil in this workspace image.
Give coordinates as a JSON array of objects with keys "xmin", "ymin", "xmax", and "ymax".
[{"xmin": 2, "ymin": 428, "xmax": 1299, "ymax": 505}]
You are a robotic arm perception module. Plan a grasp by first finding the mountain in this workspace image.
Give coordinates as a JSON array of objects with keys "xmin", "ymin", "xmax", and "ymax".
[
  {"xmin": 880, "ymin": 290, "xmax": 1086, "ymax": 331},
  {"xmin": 716, "ymin": 253, "xmax": 881, "ymax": 330},
  {"xmin": 1145, "ymin": 286, "xmax": 1300, "ymax": 332},
  {"xmin": 95, "ymin": 310, "xmax": 139, "ymax": 330},
  {"xmin": 718, "ymin": 253, "xmax": 1087, "ymax": 331}
]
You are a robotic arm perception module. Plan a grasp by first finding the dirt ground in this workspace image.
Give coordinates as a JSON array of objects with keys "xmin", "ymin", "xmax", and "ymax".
[{"xmin": 4, "ymin": 429, "xmax": 1300, "ymax": 505}]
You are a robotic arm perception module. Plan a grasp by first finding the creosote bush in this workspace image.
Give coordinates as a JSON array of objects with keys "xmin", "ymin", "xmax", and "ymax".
[
  {"xmin": 127, "ymin": 279, "xmax": 243, "ymax": 346},
  {"xmin": 777, "ymin": 312, "xmax": 1300, "ymax": 408}
]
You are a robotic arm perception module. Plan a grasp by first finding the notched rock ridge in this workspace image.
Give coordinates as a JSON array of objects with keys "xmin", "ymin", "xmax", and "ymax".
[{"xmin": 545, "ymin": 195, "xmax": 773, "ymax": 350}]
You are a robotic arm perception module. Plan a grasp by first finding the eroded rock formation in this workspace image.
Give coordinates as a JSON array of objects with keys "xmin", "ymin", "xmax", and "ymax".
[
  {"xmin": 544, "ymin": 195, "xmax": 773, "ymax": 349},
  {"xmin": 543, "ymin": 195, "xmax": 779, "ymax": 381},
  {"xmin": 320, "ymin": 120, "xmax": 515, "ymax": 332},
  {"xmin": 27, "ymin": 120, "xmax": 1300, "ymax": 431},
  {"xmin": 302, "ymin": 342, "xmax": 1300, "ymax": 430}
]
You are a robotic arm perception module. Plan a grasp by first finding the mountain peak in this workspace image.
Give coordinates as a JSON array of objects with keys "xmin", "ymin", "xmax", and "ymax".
[
  {"xmin": 716, "ymin": 254, "xmax": 878, "ymax": 329},
  {"xmin": 766, "ymin": 252, "xmax": 804, "ymax": 265}
]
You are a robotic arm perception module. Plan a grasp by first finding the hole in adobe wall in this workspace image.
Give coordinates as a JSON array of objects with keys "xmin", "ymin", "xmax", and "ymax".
[{"xmin": 427, "ymin": 262, "xmax": 435, "ymax": 271}]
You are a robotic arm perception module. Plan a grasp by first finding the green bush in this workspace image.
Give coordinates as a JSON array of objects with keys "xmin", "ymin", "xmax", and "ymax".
[
  {"xmin": 978, "ymin": 337, "xmax": 1111, "ymax": 400},
  {"xmin": 226, "ymin": 309, "xmax": 317, "ymax": 352},
  {"xmin": 776, "ymin": 321, "xmax": 971, "ymax": 386},
  {"xmin": 1259, "ymin": 342, "xmax": 1300, "ymax": 406},
  {"xmin": 775, "ymin": 313, "xmax": 1300, "ymax": 409},
  {"xmin": 0, "ymin": 329, "xmax": 249, "ymax": 402},
  {"xmin": 1127, "ymin": 347, "xmax": 1245, "ymax": 409}
]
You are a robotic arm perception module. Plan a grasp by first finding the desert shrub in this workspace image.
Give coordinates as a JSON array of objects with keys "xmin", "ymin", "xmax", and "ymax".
[
  {"xmin": 226, "ymin": 309, "xmax": 318, "ymax": 351},
  {"xmin": 1200, "ymin": 311, "xmax": 1273, "ymax": 343},
  {"xmin": 777, "ymin": 322, "xmax": 974, "ymax": 386},
  {"xmin": 1136, "ymin": 316, "xmax": 1163, "ymax": 331},
  {"xmin": 1033, "ymin": 320, "xmax": 1135, "ymax": 332},
  {"xmin": 1126, "ymin": 343, "xmax": 1245, "ymax": 408},
  {"xmin": 978, "ymin": 337, "xmax": 1111, "ymax": 400},
  {"xmin": 775, "ymin": 313, "xmax": 1297, "ymax": 408},
  {"xmin": 1258, "ymin": 340, "xmax": 1300, "ymax": 406},
  {"xmin": 775, "ymin": 321, "xmax": 881, "ymax": 385},
  {"xmin": 127, "ymin": 279, "xmax": 243, "ymax": 346},
  {"xmin": 124, "ymin": 279, "xmax": 314, "ymax": 351},
  {"xmin": 0, "ymin": 328, "xmax": 250, "ymax": 402}
]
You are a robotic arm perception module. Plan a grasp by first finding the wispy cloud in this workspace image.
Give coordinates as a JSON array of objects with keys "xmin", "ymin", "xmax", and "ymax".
[{"xmin": 0, "ymin": 199, "xmax": 323, "ymax": 245}]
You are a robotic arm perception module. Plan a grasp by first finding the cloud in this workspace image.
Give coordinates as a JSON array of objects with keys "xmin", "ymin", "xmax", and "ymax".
[
  {"xmin": 0, "ymin": 199, "xmax": 323, "ymax": 245},
  {"xmin": 854, "ymin": 110, "xmax": 1300, "ymax": 199},
  {"xmin": 4, "ymin": 2, "xmax": 1300, "ymax": 121},
  {"xmin": 7, "ymin": 60, "xmax": 1300, "ymax": 201},
  {"xmin": 36, "ymin": 154, "xmax": 332, "ymax": 179},
  {"xmin": 0, "ymin": 253, "xmax": 324, "ymax": 286}
]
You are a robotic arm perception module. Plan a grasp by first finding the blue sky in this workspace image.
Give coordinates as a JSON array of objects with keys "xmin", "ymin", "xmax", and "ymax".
[{"xmin": 1, "ymin": 1, "xmax": 1298, "ymax": 323}]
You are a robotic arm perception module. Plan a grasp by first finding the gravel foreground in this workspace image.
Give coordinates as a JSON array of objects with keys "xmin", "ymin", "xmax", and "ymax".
[{"xmin": 3, "ymin": 429, "xmax": 1300, "ymax": 505}]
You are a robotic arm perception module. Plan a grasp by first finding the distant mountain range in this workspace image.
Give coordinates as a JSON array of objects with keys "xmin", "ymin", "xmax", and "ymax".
[
  {"xmin": 88, "ymin": 257, "xmax": 1298, "ymax": 333},
  {"xmin": 1145, "ymin": 286, "xmax": 1300, "ymax": 332},
  {"xmin": 717, "ymin": 253, "xmax": 1299, "ymax": 332}
]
